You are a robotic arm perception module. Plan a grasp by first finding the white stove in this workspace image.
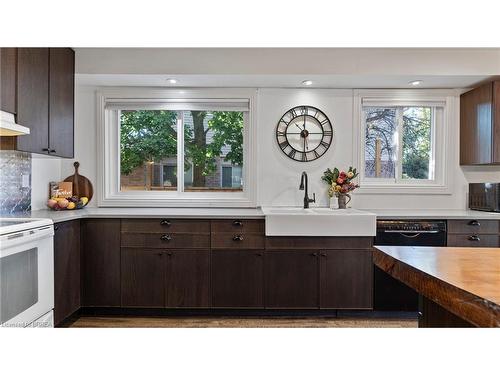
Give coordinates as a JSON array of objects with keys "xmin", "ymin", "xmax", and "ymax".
[{"xmin": 0, "ymin": 217, "xmax": 54, "ymax": 328}]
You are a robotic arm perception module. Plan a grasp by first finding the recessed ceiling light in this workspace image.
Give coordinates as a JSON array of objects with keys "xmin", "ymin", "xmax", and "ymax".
[
  {"xmin": 166, "ymin": 78, "xmax": 178, "ymax": 84},
  {"xmin": 409, "ymin": 80, "xmax": 423, "ymax": 86},
  {"xmin": 302, "ymin": 80, "xmax": 313, "ymax": 86}
]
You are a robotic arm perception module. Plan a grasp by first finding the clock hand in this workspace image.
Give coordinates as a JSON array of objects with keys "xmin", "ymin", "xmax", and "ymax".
[{"xmin": 295, "ymin": 123, "xmax": 303, "ymax": 132}]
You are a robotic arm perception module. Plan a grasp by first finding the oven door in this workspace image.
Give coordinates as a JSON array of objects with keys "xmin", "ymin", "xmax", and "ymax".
[{"xmin": 0, "ymin": 225, "xmax": 54, "ymax": 327}]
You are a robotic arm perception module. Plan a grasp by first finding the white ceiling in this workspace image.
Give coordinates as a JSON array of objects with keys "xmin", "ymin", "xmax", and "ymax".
[
  {"xmin": 76, "ymin": 73, "xmax": 490, "ymax": 89},
  {"xmin": 74, "ymin": 48, "xmax": 500, "ymax": 89}
]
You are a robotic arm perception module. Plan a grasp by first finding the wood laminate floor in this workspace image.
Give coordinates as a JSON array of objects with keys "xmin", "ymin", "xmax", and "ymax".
[{"xmin": 69, "ymin": 316, "xmax": 418, "ymax": 328}]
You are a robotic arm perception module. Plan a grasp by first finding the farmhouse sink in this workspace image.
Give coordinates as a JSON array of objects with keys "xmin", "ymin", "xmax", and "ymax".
[{"xmin": 262, "ymin": 207, "xmax": 376, "ymax": 237}]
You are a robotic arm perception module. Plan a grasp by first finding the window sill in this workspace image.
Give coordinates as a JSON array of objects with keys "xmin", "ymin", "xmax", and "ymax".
[{"xmin": 357, "ymin": 183, "xmax": 452, "ymax": 195}]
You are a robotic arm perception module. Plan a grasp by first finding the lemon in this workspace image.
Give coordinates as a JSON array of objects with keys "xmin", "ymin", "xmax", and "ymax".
[
  {"xmin": 80, "ymin": 197, "xmax": 89, "ymax": 205},
  {"xmin": 67, "ymin": 202, "xmax": 76, "ymax": 210}
]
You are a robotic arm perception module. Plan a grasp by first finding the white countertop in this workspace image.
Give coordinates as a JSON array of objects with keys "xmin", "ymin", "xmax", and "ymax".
[
  {"xmin": 5, "ymin": 207, "xmax": 265, "ymax": 223},
  {"xmin": 3, "ymin": 207, "xmax": 500, "ymax": 223}
]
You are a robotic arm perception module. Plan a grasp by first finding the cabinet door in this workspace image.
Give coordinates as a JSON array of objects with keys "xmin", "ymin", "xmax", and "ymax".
[
  {"xmin": 265, "ymin": 250, "xmax": 319, "ymax": 308},
  {"xmin": 81, "ymin": 219, "xmax": 121, "ymax": 307},
  {"xmin": 212, "ymin": 250, "xmax": 264, "ymax": 308},
  {"xmin": 0, "ymin": 48, "xmax": 17, "ymax": 114},
  {"xmin": 49, "ymin": 48, "xmax": 74, "ymax": 158},
  {"xmin": 460, "ymin": 83, "xmax": 493, "ymax": 165},
  {"xmin": 121, "ymin": 248, "xmax": 165, "ymax": 307},
  {"xmin": 165, "ymin": 250, "xmax": 210, "ymax": 308},
  {"xmin": 320, "ymin": 250, "xmax": 373, "ymax": 309},
  {"xmin": 16, "ymin": 48, "xmax": 50, "ymax": 154},
  {"xmin": 53, "ymin": 220, "xmax": 80, "ymax": 326}
]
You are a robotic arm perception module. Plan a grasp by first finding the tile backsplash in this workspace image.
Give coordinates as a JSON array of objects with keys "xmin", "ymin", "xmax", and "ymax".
[{"xmin": 0, "ymin": 150, "xmax": 31, "ymax": 214}]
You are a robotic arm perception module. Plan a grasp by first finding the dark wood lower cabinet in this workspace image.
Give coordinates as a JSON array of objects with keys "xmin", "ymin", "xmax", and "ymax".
[
  {"xmin": 212, "ymin": 250, "xmax": 264, "ymax": 308},
  {"xmin": 121, "ymin": 248, "xmax": 165, "ymax": 308},
  {"xmin": 265, "ymin": 250, "xmax": 319, "ymax": 308},
  {"xmin": 320, "ymin": 250, "xmax": 373, "ymax": 309},
  {"xmin": 81, "ymin": 219, "xmax": 121, "ymax": 307},
  {"xmin": 165, "ymin": 250, "xmax": 210, "ymax": 308},
  {"xmin": 53, "ymin": 220, "xmax": 80, "ymax": 326}
]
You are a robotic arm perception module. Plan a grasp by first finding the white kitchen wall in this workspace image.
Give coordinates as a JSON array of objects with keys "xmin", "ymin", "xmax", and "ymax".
[{"xmin": 51, "ymin": 83, "xmax": 500, "ymax": 211}]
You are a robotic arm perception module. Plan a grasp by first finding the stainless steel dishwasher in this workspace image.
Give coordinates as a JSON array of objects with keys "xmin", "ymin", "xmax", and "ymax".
[{"xmin": 373, "ymin": 220, "xmax": 447, "ymax": 311}]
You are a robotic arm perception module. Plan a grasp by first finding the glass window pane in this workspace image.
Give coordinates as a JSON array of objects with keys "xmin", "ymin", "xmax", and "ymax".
[
  {"xmin": 364, "ymin": 107, "xmax": 397, "ymax": 178},
  {"xmin": 402, "ymin": 107, "xmax": 433, "ymax": 180},
  {"xmin": 119, "ymin": 110, "xmax": 178, "ymax": 191},
  {"xmin": 183, "ymin": 110, "xmax": 243, "ymax": 192}
]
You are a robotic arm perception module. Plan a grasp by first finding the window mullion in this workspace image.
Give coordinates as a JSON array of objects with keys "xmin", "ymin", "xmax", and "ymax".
[
  {"xmin": 396, "ymin": 108, "xmax": 404, "ymax": 183},
  {"xmin": 177, "ymin": 111, "xmax": 185, "ymax": 194}
]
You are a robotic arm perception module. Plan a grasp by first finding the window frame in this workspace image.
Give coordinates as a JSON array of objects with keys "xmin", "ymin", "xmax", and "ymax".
[
  {"xmin": 97, "ymin": 88, "xmax": 258, "ymax": 207},
  {"xmin": 353, "ymin": 89, "xmax": 456, "ymax": 195}
]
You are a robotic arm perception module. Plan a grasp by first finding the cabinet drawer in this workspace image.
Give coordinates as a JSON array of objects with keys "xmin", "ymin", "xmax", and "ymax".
[
  {"xmin": 447, "ymin": 220, "xmax": 500, "ymax": 234},
  {"xmin": 121, "ymin": 219, "xmax": 210, "ymax": 234},
  {"xmin": 211, "ymin": 233, "xmax": 265, "ymax": 249},
  {"xmin": 447, "ymin": 234, "xmax": 500, "ymax": 247},
  {"xmin": 266, "ymin": 236, "xmax": 373, "ymax": 250},
  {"xmin": 211, "ymin": 219, "xmax": 264, "ymax": 234},
  {"xmin": 121, "ymin": 232, "xmax": 210, "ymax": 249}
]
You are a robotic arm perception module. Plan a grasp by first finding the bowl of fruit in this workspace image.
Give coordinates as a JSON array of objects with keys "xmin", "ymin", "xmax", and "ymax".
[{"xmin": 47, "ymin": 196, "xmax": 89, "ymax": 211}]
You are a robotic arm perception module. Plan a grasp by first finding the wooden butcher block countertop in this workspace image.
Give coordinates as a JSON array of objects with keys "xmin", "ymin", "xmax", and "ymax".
[{"xmin": 374, "ymin": 246, "xmax": 500, "ymax": 327}]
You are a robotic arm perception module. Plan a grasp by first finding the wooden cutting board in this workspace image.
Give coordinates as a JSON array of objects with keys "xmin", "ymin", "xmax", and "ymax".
[{"xmin": 64, "ymin": 161, "xmax": 93, "ymax": 201}]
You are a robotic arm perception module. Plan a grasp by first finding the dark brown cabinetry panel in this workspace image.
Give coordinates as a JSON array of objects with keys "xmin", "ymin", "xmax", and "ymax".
[
  {"xmin": 81, "ymin": 219, "xmax": 121, "ymax": 307},
  {"xmin": 447, "ymin": 234, "xmax": 500, "ymax": 247},
  {"xmin": 0, "ymin": 48, "xmax": 17, "ymax": 114},
  {"xmin": 122, "ymin": 219, "xmax": 210, "ymax": 233},
  {"xmin": 48, "ymin": 48, "xmax": 74, "ymax": 158},
  {"xmin": 460, "ymin": 81, "xmax": 500, "ymax": 165},
  {"xmin": 53, "ymin": 220, "xmax": 80, "ymax": 326},
  {"xmin": 265, "ymin": 250, "xmax": 319, "ymax": 308},
  {"xmin": 121, "ymin": 232, "xmax": 210, "ymax": 249},
  {"xmin": 211, "ymin": 219, "xmax": 265, "ymax": 233},
  {"xmin": 447, "ymin": 219, "xmax": 500, "ymax": 234},
  {"xmin": 16, "ymin": 48, "xmax": 49, "ymax": 154},
  {"xmin": 266, "ymin": 236, "xmax": 372, "ymax": 250},
  {"xmin": 320, "ymin": 250, "xmax": 373, "ymax": 309},
  {"xmin": 121, "ymin": 248, "xmax": 165, "ymax": 308},
  {"xmin": 165, "ymin": 250, "xmax": 210, "ymax": 308},
  {"xmin": 211, "ymin": 233, "xmax": 265, "ymax": 249},
  {"xmin": 212, "ymin": 250, "xmax": 264, "ymax": 308}
]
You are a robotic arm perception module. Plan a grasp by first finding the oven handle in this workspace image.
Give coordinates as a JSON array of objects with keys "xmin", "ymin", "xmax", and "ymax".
[
  {"xmin": 0, "ymin": 225, "xmax": 54, "ymax": 251},
  {"xmin": 382, "ymin": 230, "xmax": 441, "ymax": 234}
]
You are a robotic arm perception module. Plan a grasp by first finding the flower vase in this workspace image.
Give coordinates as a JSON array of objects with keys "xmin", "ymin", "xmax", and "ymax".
[{"xmin": 337, "ymin": 193, "xmax": 351, "ymax": 209}]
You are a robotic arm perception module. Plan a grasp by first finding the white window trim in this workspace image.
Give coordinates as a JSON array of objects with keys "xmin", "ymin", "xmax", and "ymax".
[
  {"xmin": 96, "ymin": 87, "xmax": 258, "ymax": 207},
  {"xmin": 352, "ymin": 89, "xmax": 457, "ymax": 195}
]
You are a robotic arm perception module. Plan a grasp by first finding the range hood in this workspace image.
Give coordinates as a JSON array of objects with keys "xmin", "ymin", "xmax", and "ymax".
[{"xmin": 0, "ymin": 111, "xmax": 30, "ymax": 136}]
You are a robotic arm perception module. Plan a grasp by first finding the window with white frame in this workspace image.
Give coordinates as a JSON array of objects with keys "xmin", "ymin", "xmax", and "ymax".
[
  {"xmin": 356, "ymin": 92, "xmax": 451, "ymax": 193},
  {"xmin": 97, "ymin": 89, "xmax": 256, "ymax": 207}
]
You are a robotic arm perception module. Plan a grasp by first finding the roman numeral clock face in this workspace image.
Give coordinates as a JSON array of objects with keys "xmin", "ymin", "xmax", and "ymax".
[{"xmin": 276, "ymin": 106, "xmax": 333, "ymax": 162}]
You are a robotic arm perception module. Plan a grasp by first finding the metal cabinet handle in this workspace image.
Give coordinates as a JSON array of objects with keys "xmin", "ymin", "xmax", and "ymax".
[
  {"xmin": 160, "ymin": 219, "xmax": 171, "ymax": 226},
  {"xmin": 468, "ymin": 220, "xmax": 480, "ymax": 226},
  {"xmin": 255, "ymin": 252, "xmax": 263, "ymax": 257},
  {"xmin": 49, "ymin": 149, "xmax": 56, "ymax": 153},
  {"xmin": 42, "ymin": 148, "xmax": 50, "ymax": 152},
  {"xmin": 233, "ymin": 235, "xmax": 244, "ymax": 241},
  {"xmin": 54, "ymin": 224, "xmax": 59, "ymax": 231},
  {"xmin": 310, "ymin": 252, "xmax": 318, "ymax": 257},
  {"xmin": 166, "ymin": 252, "xmax": 172, "ymax": 256},
  {"xmin": 320, "ymin": 253, "xmax": 327, "ymax": 257},
  {"xmin": 161, "ymin": 234, "xmax": 172, "ymax": 241},
  {"xmin": 233, "ymin": 220, "xmax": 243, "ymax": 226},
  {"xmin": 157, "ymin": 252, "xmax": 164, "ymax": 256},
  {"xmin": 468, "ymin": 235, "xmax": 480, "ymax": 241}
]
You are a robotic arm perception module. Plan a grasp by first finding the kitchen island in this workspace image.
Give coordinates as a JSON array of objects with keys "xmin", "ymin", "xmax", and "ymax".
[{"xmin": 374, "ymin": 246, "xmax": 500, "ymax": 327}]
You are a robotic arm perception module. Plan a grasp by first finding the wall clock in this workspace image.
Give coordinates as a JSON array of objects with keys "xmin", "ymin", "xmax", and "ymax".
[{"xmin": 276, "ymin": 105, "xmax": 333, "ymax": 162}]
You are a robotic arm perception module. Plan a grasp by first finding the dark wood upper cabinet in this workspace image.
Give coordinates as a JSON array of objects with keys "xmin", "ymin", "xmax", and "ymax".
[
  {"xmin": 212, "ymin": 250, "xmax": 264, "ymax": 308},
  {"xmin": 16, "ymin": 48, "xmax": 50, "ymax": 154},
  {"xmin": 0, "ymin": 48, "xmax": 17, "ymax": 114},
  {"xmin": 81, "ymin": 219, "xmax": 121, "ymax": 307},
  {"xmin": 319, "ymin": 250, "xmax": 373, "ymax": 309},
  {"xmin": 121, "ymin": 248, "xmax": 165, "ymax": 308},
  {"xmin": 49, "ymin": 48, "xmax": 74, "ymax": 158},
  {"xmin": 53, "ymin": 220, "xmax": 81, "ymax": 326},
  {"xmin": 265, "ymin": 250, "xmax": 319, "ymax": 309},
  {"xmin": 460, "ymin": 81, "xmax": 500, "ymax": 165},
  {"xmin": 165, "ymin": 250, "xmax": 210, "ymax": 308}
]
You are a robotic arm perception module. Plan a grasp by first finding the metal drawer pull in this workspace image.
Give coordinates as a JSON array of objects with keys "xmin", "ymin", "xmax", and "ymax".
[
  {"xmin": 320, "ymin": 253, "xmax": 327, "ymax": 257},
  {"xmin": 310, "ymin": 252, "xmax": 318, "ymax": 257},
  {"xmin": 384, "ymin": 230, "xmax": 440, "ymax": 234},
  {"xmin": 233, "ymin": 235, "xmax": 244, "ymax": 241},
  {"xmin": 160, "ymin": 219, "xmax": 171, "ymax": 226},
  {"xmin": 468, "ymin": 235, "xmax": 480, "ymax": 241},
  {"xmin": 468, "ymin": 220, "xmax": 480, "ymax": 226},
  {"xmin": 255, "ymin": 252, "xmax": 263, "ymax": 257},
  {"xmin": 233, "ymin": 220, "xmax": 243, "ymax": 226},
  {"xmin": 160, "ymin": 234, "xmax": 172, "ymax": 241}
]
